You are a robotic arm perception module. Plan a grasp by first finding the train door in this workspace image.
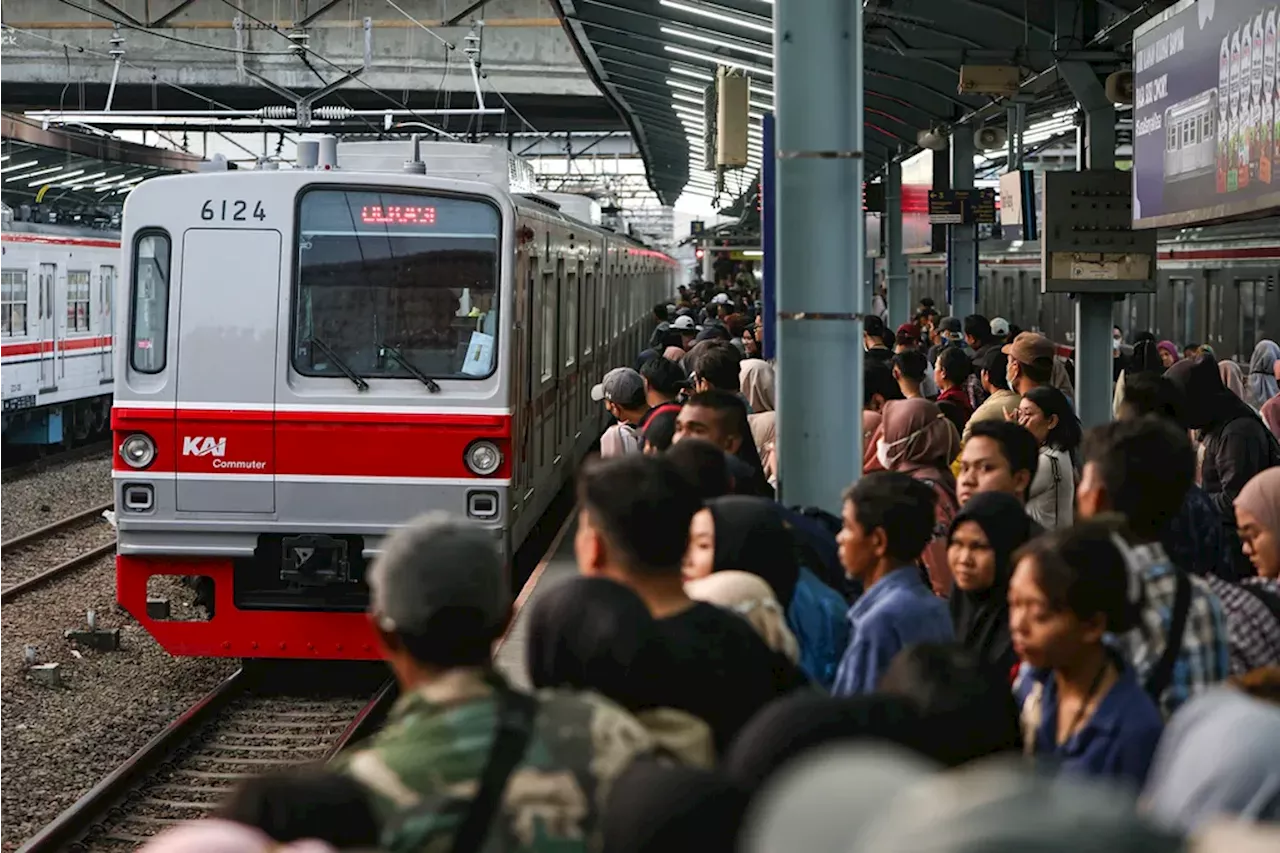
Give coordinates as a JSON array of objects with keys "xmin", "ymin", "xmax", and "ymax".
[
  {"xmin": 559, "ymin": 257, "xmax": 575, "ymax": 456},
  {"xmin": 1205, "ymin": 272, "xmax": 1225, "ymax": 353},
  {"xmin": 36, "ymin": 262, "xmax": 57, "ymax": 390},
  {"xmin": 99, "ymin": 264, "xmax": 115, "ymax": 383},
  {"xmin": 538, "ymin": 264, "xmax": 559, "ymax": 473},
  {"xmin": 1236, "ymin": 276, "xmax": 1269, "ymax": 361},
  {"xmin": 174, "ymin": 229, "xmax": 280, "ymax": 514},
  {"xmin": 515, "ymin": 246, "xmax": 534, "ymax": 518}
]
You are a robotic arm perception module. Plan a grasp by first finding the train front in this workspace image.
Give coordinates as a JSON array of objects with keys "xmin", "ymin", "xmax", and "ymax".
[{"xmin": 111, "ymin": 162, "xmax": 513, "ymax": 659}]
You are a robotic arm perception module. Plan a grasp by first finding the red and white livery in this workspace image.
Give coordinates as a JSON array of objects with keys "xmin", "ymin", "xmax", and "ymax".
[
  {"xmin": 112, "ymin": 140, "xmax": 678, "ymax": 660},
  {"xmin": 2, "ymin": 220, "xmax": 118, "ymax": 445}
]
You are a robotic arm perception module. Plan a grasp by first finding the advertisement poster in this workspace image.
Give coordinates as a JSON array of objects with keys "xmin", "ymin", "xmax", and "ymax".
[{"xmin": 1133, "ymin": 0, "xmax": 1280, "ymax": 228}]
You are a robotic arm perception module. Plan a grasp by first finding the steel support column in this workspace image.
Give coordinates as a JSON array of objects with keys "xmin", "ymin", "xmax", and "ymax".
[
  {"xmin": 948, "ymin": 125, "xmax": 978, "ymax": 319},
  {"xmin": 774, "ymin": 0, "xmax": 864, "ymax": 510},
  {"xmin": 701, "ymin": 247, "xmax": 713, "ymax": 282},
  {"xmin": 1060, "ymin": 59, "xmax": 1118, "ymax": 429},
  {"xmin": 885, "ymin": 158, "xmax": 908, "ymax": 328}
]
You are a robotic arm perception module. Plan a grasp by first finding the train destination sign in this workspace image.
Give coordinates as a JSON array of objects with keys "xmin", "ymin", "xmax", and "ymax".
[
  {"xmin": 1133, "ymin": 0, "xmax": 1280, "ymax": 228},
  {"xmin": 361, "ymin": 205, "xmax": 438, "ymax": 225},
  {"xmin": 927, "ymin": 188, "xmax": 997, "ymax": 225}
]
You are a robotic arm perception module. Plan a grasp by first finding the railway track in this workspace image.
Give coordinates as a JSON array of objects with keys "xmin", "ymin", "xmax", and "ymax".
[
  {"xmin": 18, "ymin": 664, "xmax": 397, "ymax": 853},
  {"xmin": 1, "ymin": 502, "xmax": 116, "ymax": 603}
]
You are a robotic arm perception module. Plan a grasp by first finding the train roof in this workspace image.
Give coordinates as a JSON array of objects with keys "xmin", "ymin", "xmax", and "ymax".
[{"xmin": 1, "ymin": 220, "xmax": 120, "ymax": 243}]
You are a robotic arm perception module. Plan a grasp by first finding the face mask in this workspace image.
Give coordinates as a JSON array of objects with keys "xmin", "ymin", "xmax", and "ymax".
[
  {"xmin": 1112, "ymin": 337, "xmax": 1121, "ymax": 352},
  {"xmin": 876, "ymin": 438, "xmax": 892, "ymax": 471},
  {"xmin": 876, "ymin": 426, "xmax": 929, "ymax": 470}
]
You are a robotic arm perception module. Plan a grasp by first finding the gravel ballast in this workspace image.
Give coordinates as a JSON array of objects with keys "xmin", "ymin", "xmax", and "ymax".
[
  {"xmin": 1, "ymin": 557, "xmax": 235, "ymax": 851},
  {"xmin": 2, "ymin": 453, "xmax": 113, "ymax": 542}
]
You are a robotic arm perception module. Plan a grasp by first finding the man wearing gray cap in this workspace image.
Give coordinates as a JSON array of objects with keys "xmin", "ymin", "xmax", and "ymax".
[
  {"xmin": 592, "ymin": 367, "xmax": 649, "ymax": 458},
  {"xmin": 334, "ymin": 512, "xmax": 655, "ymax": 852}
]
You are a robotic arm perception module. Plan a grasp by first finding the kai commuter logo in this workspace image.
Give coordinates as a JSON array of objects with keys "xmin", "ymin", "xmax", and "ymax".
[{"xmin": 183, "ymin": 436, "xmax": 227, "ymax": 458}]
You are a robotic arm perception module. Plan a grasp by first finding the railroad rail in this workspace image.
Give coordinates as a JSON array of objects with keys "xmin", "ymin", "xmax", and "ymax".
[
  {"xmin": 1, "ymin": 502, "xmax": 117, "ymax": 603},
  {"xmin": 17, "ymin": 664, "xmax": 397, "ymax": 853}
]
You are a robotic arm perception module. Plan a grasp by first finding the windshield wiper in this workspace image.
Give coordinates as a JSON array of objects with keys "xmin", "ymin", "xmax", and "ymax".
[
  {"xmin": 378, "ymin": 342, "xmax": 442, "ymax": 393},
  {"xmin": 308, "ymin": 336, "xmax": 369, "ymax": 391}
]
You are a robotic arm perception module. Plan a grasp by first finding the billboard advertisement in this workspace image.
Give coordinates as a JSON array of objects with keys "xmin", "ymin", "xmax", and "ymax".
[{"xmin": 1133, "ymin": 0, "xmax": 1280, "ymax": 228}]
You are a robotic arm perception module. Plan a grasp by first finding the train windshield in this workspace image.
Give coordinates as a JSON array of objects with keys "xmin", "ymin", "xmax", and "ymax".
[{"xmin": 292, "ymin": 188, "xmax": 501, "ymax": 382}]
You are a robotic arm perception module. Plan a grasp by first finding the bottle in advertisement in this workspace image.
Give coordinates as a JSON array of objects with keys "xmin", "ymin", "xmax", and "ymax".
[
  {"xmin": 1220, "ymin": 33, "xmax": 1232, "ymax": 191},
  {"xmin": 1264, "ymin": 9, "xmax": 1276, "ymax": 182},
  {"xmin": 1231, "ymin": 27, "xmax": 1242, "ymax": 190},
  {"xmin": 1241, "ymin": 22, "xmax": 1253, "ymax": 188},
  {"xmin": 1253, "ymin": 13, "xmax": 1265, "ymax": 181}
]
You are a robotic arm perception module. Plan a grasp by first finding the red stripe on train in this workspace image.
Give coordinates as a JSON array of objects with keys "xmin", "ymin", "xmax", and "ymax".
[
  {"xmin": 1, "ymin": 234, "xmax": 121, "ymax": 249},
  {"xmin": 111, "ymin": 408, "xmax": 513, "ymax": 480},
  {"xmin": 0, "ymin": 335, "xmax": 113, "ymax": 357}
]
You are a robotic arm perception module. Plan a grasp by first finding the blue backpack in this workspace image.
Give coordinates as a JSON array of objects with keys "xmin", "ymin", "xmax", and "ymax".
[{"xmin": 786, "ymin": 566, "xmax": 851, "ymax": 691}]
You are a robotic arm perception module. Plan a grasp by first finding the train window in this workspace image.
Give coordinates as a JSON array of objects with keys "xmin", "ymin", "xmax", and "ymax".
[
  {"xmin": 1, "ymin": 270, "xmax": 29, "ymax": 337},
  {"xmin": 99, "ymin": 265, "xmax": 115, "ymax": 321},
  {"xmin": 130, "ymin": 231, "xmax": 171, "ymax": 374},
  {"xmin": 292, "ymin": 188, "xmax": 501, "ymax": 381},
  {"xmin": 562, "ymin": 260, "xmax": 577, "ymax": 368},
  {"xmin": 1167, "ymin": 122, "xmax": 1178, "ymax": 151},
  {"xmin": 582, "ymin": 268, "xmax": 595, "ymax": 357},
  {"xmin": 67, "ymin": 270, "xmax": 91, "ymax": 332},
  {"xmin": 541, "ymin": 271, "xmax": 555, "ymax": 382},
  {"xmin": 1237, "ymin": 279, "xmax": 1266, "ymax": 357}
]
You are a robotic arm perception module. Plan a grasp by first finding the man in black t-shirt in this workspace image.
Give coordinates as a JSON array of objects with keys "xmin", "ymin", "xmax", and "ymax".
[{"xmin": 574, "ymin": 455, "xmax": 806, "ymax": 753}]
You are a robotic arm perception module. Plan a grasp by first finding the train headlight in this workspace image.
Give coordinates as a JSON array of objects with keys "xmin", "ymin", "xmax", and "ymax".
[
  {"xmin": 465, "ymin": 440, "xmax": 503, "ymax": 476},
  {"xmin": 120, "ymin": 433, "xmax": 156, "ymax": 469}
]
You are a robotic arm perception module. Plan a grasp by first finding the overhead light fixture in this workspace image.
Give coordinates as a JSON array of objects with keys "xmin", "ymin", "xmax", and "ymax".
[
  {"xmin": 664, "ymin": 45, "xmax": 774, "ymax": 78},
  {"xmin": 1, "ymin": 159, "xmax": 42, "ymax": 174},
  {"xmin": 670, "ymin": 66, "xmax": 715, "ymax": 82},
  {"xmin": 659, "ymin": 25, "xmax": 773, "ymax": 60},
  {"xmin": 666, "ymin": 78, "xmax": 705, "ymax": 93},
  {"xmin": 659, "ymin": 0, "xmax": 773, "ymax": 35},
  {"xmin": 9, "ymin": 165, "xmax": 68, "ymax": 183},
  {"xmin": 58, "ymin": 171, "xmax": 109, "ymax": 187},
  {"xmin": 30, "ymin": 168, "xmax": 87, "ymax": 186}
]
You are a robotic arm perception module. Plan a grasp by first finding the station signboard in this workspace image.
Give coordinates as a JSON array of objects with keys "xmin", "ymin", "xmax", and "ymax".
[
  {"xmin": 927, "ymin": 188, "xmax": 997, "ymax": 224},
  {"xmin": 1132, "ymin": 0, "xmax": 1280, "ymax": 228}
]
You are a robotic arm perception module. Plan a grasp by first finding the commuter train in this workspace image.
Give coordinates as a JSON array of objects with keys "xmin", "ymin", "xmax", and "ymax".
[
  {"xmin": 1, "ymin": 221, "xmax": 119, "ymax": 448},
  {"xmin": 889, "ymin": 221, "xmax": 1280, "ymax": 363},
  {"xmin": 112, "ymin": 140, "xmax": 679, "ymax": 660}
]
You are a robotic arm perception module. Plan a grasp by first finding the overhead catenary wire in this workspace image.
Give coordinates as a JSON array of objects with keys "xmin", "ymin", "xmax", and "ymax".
[
  {"xmin": 49, "ymin": 0, "xmax": 298, "ymax": 56},
  {"xmin": 3, "ymin": 24, "xmax": 300, "ymax": 147},
  {"xmin": 211, "ymin": 0, "xmax": 464, "ymax": 140}
]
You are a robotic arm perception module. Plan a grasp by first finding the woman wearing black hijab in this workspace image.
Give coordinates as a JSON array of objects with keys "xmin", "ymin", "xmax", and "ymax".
[
  {"xmin": 685, "ymin": 496, "xmax": 849, "ymax": 688},
  {"xmin": 945, "ymin": 491, "xmax": 1033, "ymax": 682}
]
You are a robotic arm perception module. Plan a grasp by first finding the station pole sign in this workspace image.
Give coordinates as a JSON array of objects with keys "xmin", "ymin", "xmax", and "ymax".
[{"xmin": 762, "ymin": 112, "xmax": 777, "ymax": 361}]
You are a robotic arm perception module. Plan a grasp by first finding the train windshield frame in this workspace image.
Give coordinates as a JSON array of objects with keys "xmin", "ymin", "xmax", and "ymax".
[{"xmin": 291, "ymin": 186, "xmax": 502, "ymax": 383}]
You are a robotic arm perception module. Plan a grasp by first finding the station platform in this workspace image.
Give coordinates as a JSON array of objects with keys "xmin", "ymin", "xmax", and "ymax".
[{"xmin": 493, "ymin": 515, "xmax": 580, "ymax": 691}]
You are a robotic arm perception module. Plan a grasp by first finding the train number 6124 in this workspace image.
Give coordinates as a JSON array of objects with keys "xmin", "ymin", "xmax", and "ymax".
[{"xmin": 201, "ymin": 200, "xmax": 267, "ymax": 222}]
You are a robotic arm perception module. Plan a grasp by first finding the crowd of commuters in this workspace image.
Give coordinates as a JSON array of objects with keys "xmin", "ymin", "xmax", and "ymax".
[{"xmin": 140, "ymin": 279, "xmax": 1280, "ymax": 853}]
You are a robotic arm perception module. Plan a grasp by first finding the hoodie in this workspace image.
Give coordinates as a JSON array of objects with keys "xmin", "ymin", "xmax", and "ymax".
[{"xmin": 1166, "ymin": 354, "xmax": 1280, "ymax": 521}]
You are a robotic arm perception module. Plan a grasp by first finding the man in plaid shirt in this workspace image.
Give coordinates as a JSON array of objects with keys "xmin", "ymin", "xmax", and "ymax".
[{"xmin": 1077, "ymin": 418, "xmax": 1231, "ymax": 718}]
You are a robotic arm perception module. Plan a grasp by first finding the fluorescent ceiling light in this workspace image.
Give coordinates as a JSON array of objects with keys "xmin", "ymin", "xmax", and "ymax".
[
  {"xmin": 670, "ymin": 66, "xmax": 714, "ymax": 82},
  {"xmin": 0, "ymin": 155, "xmax": 8, "ymax": 162},
  {"xmin": 1, "ymin": 160, "xmax": 41, "ymax": 174},
  {"xmin": 659, "ymin": 0, "xmax": 773, "ymax": 35},
  {"xmin": 58, "ymin": 171, "xmax": 109, "ymax": 187},
  {"xmin": 29, "ymin": 169, "xmax": 86, "ymax": 186},
  {"xmin": 9, "ymin": 165, "xmax": 68, "ymax": 183},
  {"xmin": 672, "ymin": 92, "xmax": 705, "ymax": 105},
  {"xmin": 667, "ymin": 78, "xmax": 705, "ymax": 93},
  {"xmin": 665, "ymin": 45, "xmax": 774, "ymax": 78},
  {"xmin": 660, "ymin": 26, "xmax": 773, "ymax": 60}
]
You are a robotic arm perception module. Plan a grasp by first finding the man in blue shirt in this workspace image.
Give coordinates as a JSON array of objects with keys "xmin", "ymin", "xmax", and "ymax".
[{"xmin": 832, "ymin": 472, "xmax": 954, "ymax": 695}]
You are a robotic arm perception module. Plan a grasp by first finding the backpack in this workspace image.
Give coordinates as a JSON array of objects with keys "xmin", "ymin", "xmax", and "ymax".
[{"xmin": 600, "ymin": 422, "xmax": 642, "ymax": 457}]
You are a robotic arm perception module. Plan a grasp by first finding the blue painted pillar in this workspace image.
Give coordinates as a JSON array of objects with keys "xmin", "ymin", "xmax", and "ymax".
[
  {"xmin": 1075, "ymin": 106, "xmax": 1117, "ymax": 428},
  {"xmin": 948, "ymin": 126, "xmax": 978, "ymax": 319},
  {"xmin": 774, "ymin": 0, "xmax": 863, "ymax": 511},
  {"xmin": 762, "ymin": 113, "xmax": 777, "ymax": 362},
  {"xmin": 885, "ymin": 159, "xmax": 908, "ymax": 328}
]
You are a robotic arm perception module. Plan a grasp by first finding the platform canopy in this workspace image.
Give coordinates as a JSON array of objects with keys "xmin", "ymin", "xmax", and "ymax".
[{"xmin": 549, "ymin": 0, "xmax": 1174, "ymax": 206}]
